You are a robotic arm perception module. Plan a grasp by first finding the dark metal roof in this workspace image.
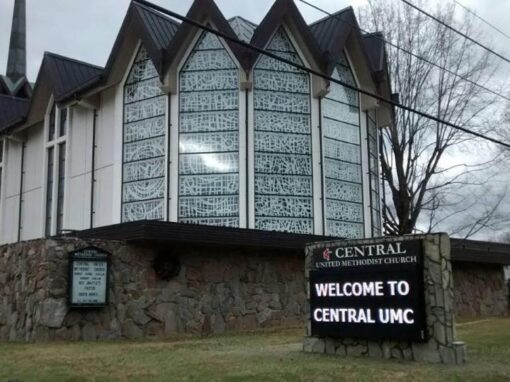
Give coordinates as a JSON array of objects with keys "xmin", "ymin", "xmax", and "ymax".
[
  {"xmin": 0, "ymin": 94, "xmax": 29, "ymax": 132},
  {"xmin": 0, "ymin": 0, "xmax": 395, "ymax": 133},
  {"xmin": 102, "ymin": 2, "xmax": 181, "ymax": 83},
  {"xmin": 308, "ymin": 7, "xmax": 388, "ymax": 81},
  {"xmin": 228, "ymin": 16, "xmax": 257, "ymax": 43},
  {"xmin": 451, "ymin": 238, "xmax": 510, "ymax": 266},
  {"xmin": 0, "ymin": 74, "xmax": 31, "ymax": 98},
  {"xmin": 309, "ymin": 7, "xmax": 354, "ymax": 60},
  {"xmin": 70, "ymin": 220, "xmax": 336, "ymax": 251},
  {"xmin": 43, "ymin": 52, "xmax": 103, "ymax": 102},
  {"xmin": 134, "ymin": 3, "xmax": 180, "ymax": 50},
  {"xmin": 70, "ymin": 222, "xmax": 510, "ymax": 266},
  {"xmin": 362, "ymin": 32, "xmax": 386, "ymax": 74}
]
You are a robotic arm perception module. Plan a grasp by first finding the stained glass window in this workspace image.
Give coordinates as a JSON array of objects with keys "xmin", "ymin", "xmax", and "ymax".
[
  {"xmin": 178, "ymin": 31, "xmax": 240, "ymax": 227},
  {"xmin": 367, "ymin": 110, "xmax": 381, "ymax": 236},
  {"xmin": 322, "ymin": 55, "xmax": 364, "ymax": 238},
  {"xmin": 122, "ymin": 46, "xmax": 166, "ymax": 222},
  {"xmin": 253, "ymin": 28, "xmax": 313, "ymax": 234}
]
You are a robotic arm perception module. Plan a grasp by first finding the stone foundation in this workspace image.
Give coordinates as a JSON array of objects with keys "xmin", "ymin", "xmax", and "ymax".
[
  {"xmin": 453, "ymin": 263, "xmax": 509, "ymax": 318},
  {"xmin": 1, "ymin": 235, "xmax": 508, "ymax": 343},
  {"xmin": 0, "ymin": 238, "xmax": 306, "ymax": 342}
]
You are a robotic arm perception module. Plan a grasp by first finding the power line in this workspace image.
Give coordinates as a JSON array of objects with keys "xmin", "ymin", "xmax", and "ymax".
[
  {"xmin": 400, "ymin": 0, "xmax": 510, "ymax": 65},
  {"xmin": 298, "ymin": 0, "xmax": 510, "ymax": 103},
  {"xmin": 132, "ymin": 0, "xmax": 510, "ymax": 150},
  {"xmin": 453, "ymin": 0, "xmax": 510, "ymax": 42}
]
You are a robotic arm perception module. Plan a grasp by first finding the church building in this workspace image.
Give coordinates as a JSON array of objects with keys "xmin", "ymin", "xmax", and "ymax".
[
  {"xmin": 1, "ymin": 0, "xmax": 509, "ymax": 344},
  {"xmin": 0, "ymin": 0, "xmax": 392, "ymax": 245}
]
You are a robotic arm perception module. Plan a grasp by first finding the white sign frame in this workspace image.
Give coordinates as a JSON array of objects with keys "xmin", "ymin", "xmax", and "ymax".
[{"xmin": 68, "ymin": 246, "xmax": 110, "ymax": 308}]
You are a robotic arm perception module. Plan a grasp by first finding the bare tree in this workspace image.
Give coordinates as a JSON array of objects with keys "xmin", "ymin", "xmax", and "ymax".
[{"xmin": 358, "ymin": 0, "xmax": 506, "ymax": 237}]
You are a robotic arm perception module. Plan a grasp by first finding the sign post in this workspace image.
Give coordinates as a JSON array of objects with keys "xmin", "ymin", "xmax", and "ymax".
[{"xmin": 68, "ymin": 247, "xmax": 110, "ymax": 308}]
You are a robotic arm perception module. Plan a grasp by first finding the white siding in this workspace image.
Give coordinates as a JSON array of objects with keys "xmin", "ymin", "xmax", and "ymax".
[
  {"xmin": 93, "ymin": 86, "xmax": 119, "ymax": 227},
  {"xmin": 20, "ymin": 124, "xmax": 44, "ymax": 241},
  {"xmin": 2, "ymin": 139, "xmax": 22, "ymax": 244},
  {"xmin": 67, "ymin": 106, "xmax": 94, "ymax": 230}
]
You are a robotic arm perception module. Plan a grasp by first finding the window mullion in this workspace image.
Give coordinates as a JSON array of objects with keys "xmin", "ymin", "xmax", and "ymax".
[{"xmin": 51, "ymin": 144, "xmax": 58, "ymax": 236}]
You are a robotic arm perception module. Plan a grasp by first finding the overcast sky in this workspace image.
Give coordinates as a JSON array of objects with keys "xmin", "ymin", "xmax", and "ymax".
[{"xmin": 1, "ymin": 0, "xmax": 510, "ymax": 81}]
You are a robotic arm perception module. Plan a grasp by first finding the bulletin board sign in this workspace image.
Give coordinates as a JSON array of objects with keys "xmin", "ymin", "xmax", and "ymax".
[{"xmin": 68, "ymin": 246, "xmax": 110, "ymax": 308}]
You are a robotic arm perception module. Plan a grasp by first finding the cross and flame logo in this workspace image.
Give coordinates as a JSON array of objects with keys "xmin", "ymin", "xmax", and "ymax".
[{"xmin": 322, "ymin": 248, "xmax": 332, "ymax": 261}]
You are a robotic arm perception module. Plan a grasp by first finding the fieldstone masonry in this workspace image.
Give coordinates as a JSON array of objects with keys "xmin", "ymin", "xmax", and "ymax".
[
  {"xmin": 453, "ymin": 263, "xmax": 509, "ymax": 318},
  {"xmin": 0, "ymin": 234, "xmax": 507, "ymax": 344},
  {"xmin": 0, "ymin": 238, "xmax": 306, "ymax": 341},
  {"xmin": 303, "ymin": 234, "xmax": 467, "ymax": 364}
]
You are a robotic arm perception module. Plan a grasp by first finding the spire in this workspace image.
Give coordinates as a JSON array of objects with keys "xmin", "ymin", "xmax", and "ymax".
[{"xmin": 6, "ymin": 0, "xmax": 26, "ymax": 82}]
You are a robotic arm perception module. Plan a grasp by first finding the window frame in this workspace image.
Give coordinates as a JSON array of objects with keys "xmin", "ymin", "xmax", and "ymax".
[{"xmin": 43, "ymin": 99, "xmax": 68, "ymax": 237}]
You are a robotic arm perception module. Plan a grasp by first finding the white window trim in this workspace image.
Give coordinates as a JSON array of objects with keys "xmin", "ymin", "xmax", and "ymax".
[
  {"xmin": 118, "ymin": 40, "xmax": 142, "ymax": 224},
  {"xmin": 42, "ymin": 97, "xmax": 68, "ymax": 236},
  {"xmin": 344, "ymin": 48, "xmax": 370, "ymax": 238},
  {"xmin": 371, "ymin": 110, "xmax": 383, "ymax": 236},
  {"xmin": 0, "ymin": 139, "xmax": 4, "ymax": 242}
]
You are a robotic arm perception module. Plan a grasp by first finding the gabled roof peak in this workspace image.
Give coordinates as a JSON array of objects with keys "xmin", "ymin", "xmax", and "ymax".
[
  {"xmin": 308, "ymin": 6, "xmax": 354, "ymax": 27},
  {"xmin": 228, "ymin": 16, "xmax": 258, "ymax": 27},
  {"xmin": 132, "ymin": 2, "xmax": 180, "ymax": 28},
  {"xmin": 249, "ymin": 0, "xmax": 325, "ymax": 71},
  {"xmin": 43, "ymin": 51, "xmax": 103, "ymax": 71}
]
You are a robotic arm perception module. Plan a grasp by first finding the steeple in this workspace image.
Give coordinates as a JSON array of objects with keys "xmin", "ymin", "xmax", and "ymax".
[{"xmin": 6, "ymin": 0, "xmax": 26, "ymax": 82}]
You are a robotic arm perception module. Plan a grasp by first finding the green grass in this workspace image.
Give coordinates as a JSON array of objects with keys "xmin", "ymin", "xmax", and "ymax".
[{"xmin": 1, "ymin": 319, "xmax": 510, "ymax": 381}]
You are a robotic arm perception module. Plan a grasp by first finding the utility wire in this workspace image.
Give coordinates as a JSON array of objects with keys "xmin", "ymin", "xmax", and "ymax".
[
  {"xmin": 299, "ymin": 0, "xmax": 510, "ymax": 103},
  {"xmin": 400, "ymin": 0, "xmax": 510, "ymax": 65},
  {"xmin": 453, "ymin": 0, "xmax": 510, "ymax": 42},
  {"xmin": 132, "ymin": 0, "xmax": 510, "ymax": 150}
]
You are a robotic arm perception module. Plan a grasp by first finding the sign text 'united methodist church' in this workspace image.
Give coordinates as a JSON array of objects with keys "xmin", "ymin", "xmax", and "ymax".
[{"xmin": 309, "ymin": 240, "xmax": 427, "ymax": 341}]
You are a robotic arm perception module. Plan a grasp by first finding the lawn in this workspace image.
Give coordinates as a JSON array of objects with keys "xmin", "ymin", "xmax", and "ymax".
[{"xmin": 1, "ymin": 319, "xmax": 510, "ymax": 381}]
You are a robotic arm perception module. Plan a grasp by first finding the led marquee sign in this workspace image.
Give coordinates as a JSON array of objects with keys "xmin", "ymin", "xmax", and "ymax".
[{"xmin": 309, "ymin": 240, "xmax": 427, "ymax": 341}]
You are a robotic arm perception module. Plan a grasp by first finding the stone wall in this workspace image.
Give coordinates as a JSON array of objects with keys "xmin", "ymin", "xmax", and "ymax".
[
  {"xmin": 0, "ymin": 238, "xmax": 306, "ymax": 342},
  {"xmin": 1, "ymin": 235, "xmax": 508, "ymax": 343},
  {"xmin": 303, "ymin": 234, "xmax": 466, "ymax": 364},
  {"xmin": 453, "ymin": 263, "xmax": 509, "ymax": 318}
]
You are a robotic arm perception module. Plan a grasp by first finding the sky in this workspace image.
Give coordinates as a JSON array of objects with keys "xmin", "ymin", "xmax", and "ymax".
[
  {"xmin": 2, "ymin": 0, "xmax": 509, "ymax": 82},
  {"xmin": 1, "ymin": 0, "xmax": 509, "ymax": 239}
]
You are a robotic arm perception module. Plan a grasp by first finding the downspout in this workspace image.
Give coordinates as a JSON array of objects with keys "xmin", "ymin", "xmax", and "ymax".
[
  {"xmin": 90, "ymin": 109, "xmax": 97, "ymax": 229},
  {"xmin": 318, "ymin": 98, "xmax": 325, "ymax": 234},
  {"xmin": 17, "ymin": 140, "xmax": 25, "ymax": 242},
  {"xmin": 245, "ymin": 87, "xmax": 249, "ymax": 229}
]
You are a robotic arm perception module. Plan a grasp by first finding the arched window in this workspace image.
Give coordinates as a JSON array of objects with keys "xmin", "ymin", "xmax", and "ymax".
[
  {"xmin": 178, "ymin": 31, "xmax": 240, "ymax": 227},
  {"xmin": 122, "ymin": 46, "xmax": 166, "ymax": 222},
  {"xmin": 253, "ymin": 28, "xmax": 313, "ymax": 234},
  {"xmin": 321, "ymin": 53, "xmax": 364, "ymax": 238}
]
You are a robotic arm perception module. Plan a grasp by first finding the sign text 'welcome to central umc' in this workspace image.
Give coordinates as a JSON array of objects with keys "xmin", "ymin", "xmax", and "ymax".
[{"xmin": 309, "ymin": 240, "xmax": 427, "ymax": 341}]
